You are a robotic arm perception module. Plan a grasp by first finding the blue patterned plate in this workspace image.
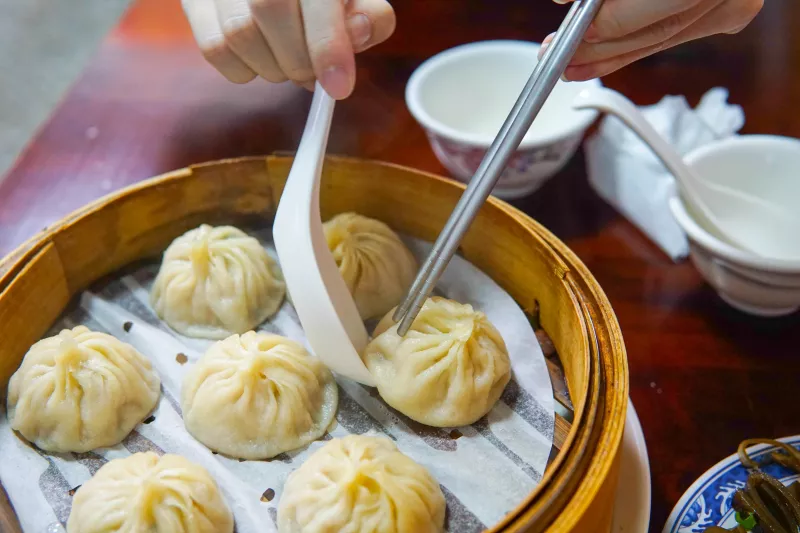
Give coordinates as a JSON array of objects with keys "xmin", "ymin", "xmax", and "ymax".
[{"xmin": 663, "ymin": 436, "xmax": 800, "ymax": 533}]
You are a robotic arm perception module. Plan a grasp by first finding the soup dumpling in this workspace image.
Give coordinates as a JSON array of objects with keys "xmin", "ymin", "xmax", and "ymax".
[
  {"xmin": 67, "ymin": 452, "xmax": 233, "ymax": 533},
  {"xmin": 7, "ymin": 326, "xmax": 161, "ymax": 453},
  {"xmin": 363, "ymin": 297, "xmax": 511, "ymax": 427},
  {"xmin": 323, "ymin": 212, "xmax": 417, "ymax": 320},
  {"xmin": 278, "ymin": 435, "xmax": 445, "ymax": 533},
  {"xmin": 181, "ymin": 332, "xmax": 338, "ymax": 459},
  {"xmin": 151, "ymin": 224, "xmax": 285, "ymax": 339}
]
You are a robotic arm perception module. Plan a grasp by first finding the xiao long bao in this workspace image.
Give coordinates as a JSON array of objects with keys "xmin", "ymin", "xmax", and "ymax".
[
  {"xmin": 6, "ymin": 326, "xmax": 161, "ymax": 453},
  {"xmin": 67, "ymin": 452, "xmax": 233, "ymax": 533},
  {"xmin": 363, "ymin": 296, "xmax": 512, "ymax": 427},
  {"xmin": 151, "ymin": 224, "xmax": 286, "ymax": 339},
  {"xmin": 278, "ymin": 435, "xmax": 446, "ymax": 533},
  {"xmin": 181, "ymin": 332, "xmax": 338, "ymax": 459},
  {"xmin": 323, "ymin": 212, "xmax": 417, "ymax": 320}
]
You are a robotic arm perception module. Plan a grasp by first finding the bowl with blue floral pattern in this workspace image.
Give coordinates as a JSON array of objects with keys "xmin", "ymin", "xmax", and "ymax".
[{"xmin": 663, "ymin": 436, "xmax": 800, "ymax": 533}]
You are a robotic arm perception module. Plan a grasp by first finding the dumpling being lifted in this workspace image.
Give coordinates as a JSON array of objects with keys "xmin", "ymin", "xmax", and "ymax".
[
  {"xmin": 181, "ymin": 332, "xmax": 338, "ymax": 459},
  {"xmin": 278, "ymin": 435, "xmax": 445, "ymax": 533},
  {"xmin": 363, "ymin": 297, "xmax": 511, "ymax": 427},
  {"xmin": 67, "ymin": 452, "xmax": 233, "ymax": 533},
  {"xmin": 151, "ymin": 224, "xmax": 285, "ymax": 339},
  {"xmin": 7, "ymin": 326, "xmax": 161, "ymax": 453},
  {"xmin": 323, "ymin": 212, "xmax": 417, "ymax": 320}
]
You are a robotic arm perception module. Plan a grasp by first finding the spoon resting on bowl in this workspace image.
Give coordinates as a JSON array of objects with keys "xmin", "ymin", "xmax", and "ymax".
[
  {"xmin": 573, "ymin": 86, "xmax": 800, "ymax": 262},
  {"xmin": 273, "ymin": 83, "xmax": 376, "ymax": 386}
]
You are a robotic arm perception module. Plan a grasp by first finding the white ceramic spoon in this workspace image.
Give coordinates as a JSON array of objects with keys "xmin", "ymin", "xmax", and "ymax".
[
  {"xmin": 573, "ymin": 86, "xmax": 800, "ymax": 261},
  {"xmin": 273, "ymin": 84, "xmax": 376, "ymax": 386}
]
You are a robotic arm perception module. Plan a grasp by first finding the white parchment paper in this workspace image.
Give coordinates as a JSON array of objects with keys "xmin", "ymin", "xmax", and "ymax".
[{"xmin": 0, "ymin": 229, "xmax": 555, "ymax": 533}]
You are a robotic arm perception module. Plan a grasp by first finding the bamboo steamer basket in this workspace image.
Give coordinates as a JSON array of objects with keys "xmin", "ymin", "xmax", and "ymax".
[{"xmin": 0, "ymin": 156, "xmax": 628, "ymax": 533}]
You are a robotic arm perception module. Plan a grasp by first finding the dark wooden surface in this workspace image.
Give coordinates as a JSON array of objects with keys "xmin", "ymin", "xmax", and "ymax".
[{"xmin": 2, "ymin": 0, "xmax": 800, "ymax": 530}]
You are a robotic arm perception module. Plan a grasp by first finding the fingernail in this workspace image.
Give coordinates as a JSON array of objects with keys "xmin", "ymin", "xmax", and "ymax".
[
  {"xmin": 553, "ymin": 0, "xmax": 571, "ymax": 4},
  {"xmin": 321, "ymin": 66, "xmax": 353, "ymax": 100},
  {"xmin": 346, "ymin": 13, "xmax": 372, "ymax": 49}
]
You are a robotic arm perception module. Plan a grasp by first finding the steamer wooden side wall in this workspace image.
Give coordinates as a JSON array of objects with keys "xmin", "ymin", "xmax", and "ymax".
[{"xmin": 0, "ymin": 156, "xmax": 627, "ymax": 532}]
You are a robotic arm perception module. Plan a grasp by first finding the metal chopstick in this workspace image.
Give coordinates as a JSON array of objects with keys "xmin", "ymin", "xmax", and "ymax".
[
  {"xmin": 394, "ymin": 0, "xmax": 605, "ymax": 336},
  {"xmin": 391, "ymin": 0, "xmax": 581, "ymax": 325}
]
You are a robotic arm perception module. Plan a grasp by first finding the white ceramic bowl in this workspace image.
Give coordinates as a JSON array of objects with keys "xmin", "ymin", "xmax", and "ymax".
[
  {"xmin": 406, "ymin": 40, "xmax": 601, "ymax": 199},
  {"xmin": 670, "ymin": 135, "xmax": 800, "ymax": 317}
]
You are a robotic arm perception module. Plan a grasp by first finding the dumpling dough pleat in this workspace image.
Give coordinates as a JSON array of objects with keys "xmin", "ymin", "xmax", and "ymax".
[
  {"xmin": 323, "ymin": 212, "xmax": 417, "ymax": 320},
  {"xmin": 278, "ymin": 435, "xmax": 445, "ymax": 533},
  {"xmin": 181, "ymin": 332, "xmax": 338, "ymax": 459},
  {"xmin": 363, "ymin": 297, "xmax": 511, "ymax": 427},
  {"xmin": 67, "ymin": 452, "xmax": 233, "ymax": 533},
  {"xmin": 151, "ymin": 224, "xmax": 285, "ymax": 339},
  {"xmin": 7, "ymin": 326, "xmax": 161, "ymax": 453}
]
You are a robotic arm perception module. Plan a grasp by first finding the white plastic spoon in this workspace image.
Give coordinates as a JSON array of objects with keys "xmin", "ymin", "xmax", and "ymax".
[
  {"xmin": 273, "ymin": 84, "xmax": 376, "ymax": 386},
  {"xmin": 573, "ymin": 86, "xmax": 800, "ymax": 261}
]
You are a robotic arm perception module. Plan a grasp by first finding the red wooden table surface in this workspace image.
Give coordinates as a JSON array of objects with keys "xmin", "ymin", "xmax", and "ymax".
[{"xmin": 2, "ymin": 0, "xmax": 800, "ymax": 530}]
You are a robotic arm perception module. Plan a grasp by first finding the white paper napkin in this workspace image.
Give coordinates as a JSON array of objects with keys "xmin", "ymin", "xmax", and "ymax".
[{"xmin": 584, "ymin": 88, "xmax": 744, "ymax": 261}]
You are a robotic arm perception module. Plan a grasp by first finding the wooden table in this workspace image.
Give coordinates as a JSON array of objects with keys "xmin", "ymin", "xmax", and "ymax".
[{"xmin": 2, "ymin": 0, "xmax": 799, "ymax": 530}]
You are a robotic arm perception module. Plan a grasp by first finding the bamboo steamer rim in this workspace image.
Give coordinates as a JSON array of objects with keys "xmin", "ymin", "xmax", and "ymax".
[
  {"xmin": 483, "ymin": 205, "xmax": 627, "ymax": 532},
  {"xmin": 0, "ymin": 155, "xmax": 628, "ymax": 532}
]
